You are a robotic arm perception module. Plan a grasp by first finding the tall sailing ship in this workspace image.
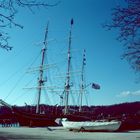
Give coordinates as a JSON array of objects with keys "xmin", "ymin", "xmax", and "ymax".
[
  {"xmin": 0, "ymin": 20, "xmax": 121, "ymax": 130},
  {"xmin": 0, "ymin": 19, "xmax": 91, "ymax": 127}
]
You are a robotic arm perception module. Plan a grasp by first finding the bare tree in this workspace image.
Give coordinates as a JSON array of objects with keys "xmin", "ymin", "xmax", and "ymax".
[
  {"xmin": 104, "ymin": 0, "xmax": 140, "ymax": 73},
  {"xmin": 0, "ymin": 0, "xmax": 59, "ymax": 51}
]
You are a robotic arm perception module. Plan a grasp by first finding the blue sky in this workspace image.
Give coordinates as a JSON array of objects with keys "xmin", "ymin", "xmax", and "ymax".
[{"xmin": 0, "ymin": 0, "xmax": 139, "ymax": 106}]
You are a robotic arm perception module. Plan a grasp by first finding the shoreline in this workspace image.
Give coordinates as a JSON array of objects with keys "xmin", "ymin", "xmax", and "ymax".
[{"xmin": 0, "ymin": 127, "xmax": 139, "ymax": 140}]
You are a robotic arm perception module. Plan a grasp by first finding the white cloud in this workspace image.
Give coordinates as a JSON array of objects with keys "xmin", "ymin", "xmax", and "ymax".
[
  {"xmin": 133, "ymin": 90, "xmax": 140, "ymax": 96},
  {"xmin": 116, "ymin": 90, "xmax": 140, "ymax": 98}
]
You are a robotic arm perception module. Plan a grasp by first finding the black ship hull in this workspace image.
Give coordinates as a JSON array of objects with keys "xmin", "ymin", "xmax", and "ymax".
[
  {"xmin": 12, "ymin": 107, "xmax": 91, "ymax": 127},
  {"xmin": 12, "ymin": 107, "xmax": 59, "ymax": 127}
]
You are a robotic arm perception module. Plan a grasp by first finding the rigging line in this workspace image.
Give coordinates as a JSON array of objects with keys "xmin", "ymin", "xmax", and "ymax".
[
  {"xmin": 0, "ymin": 51, "xmax": 41, "ymax": 87},
  {"xmin": 44, "ymin": 54, "xmax": 59, "ymax": 104},
  {"xmin": 69, "ymin": 65, "xmax": 78, "ymax": 105},
  {"xmin": 3, "ymin": 52, "xmax": 41, "ymax": 101},
  {"xmin": 33, "ymin": 90, "xmax": 38, "ymax": 106},
  {"xmin": 10, "ymin": 90, "xmax": 27, "ymax": 105},
  {"xmin": 77, "ymin": 91, "xmax": 80, "ymax": 106},
  {"xmin": 24, "ymin": 74, "xmax": 37, "ymax": 87},
  {"xmin": 45, "ymin": 56, "xmax": 53, "ymax": 84},
  {"xmin": 10, "ymin": 75, "xmax": 37, "ymax": 104},
  {"xmin": 0, "ymin": 41, "xmax": 30, "ymax": 68},
  {"xmin": 84, "ymin": 90, "xmax": 89, "ymax": 106},
  {"xmin": 26, "ymin": 50, "xmax": 41, "ymax": 69},
  {"xmin": 43, "ymin": 89, "xmax": 53, "ymax": 105},
  {"xmin": 4, "ymin": 72, "xmax": 26, "ymax": 101}
]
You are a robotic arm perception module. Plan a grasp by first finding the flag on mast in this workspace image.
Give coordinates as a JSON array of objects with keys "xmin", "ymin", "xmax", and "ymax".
[{"xmin": 92, "ymin": 83, "xmax": 100, "ymax": 90}]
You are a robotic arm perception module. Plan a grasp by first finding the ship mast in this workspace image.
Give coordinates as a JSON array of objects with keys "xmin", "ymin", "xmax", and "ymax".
[
  {"xmin": 64, "ymin": 19, "xmax": 73, "ymax": 115},
  {"xmin": 79, "ymin": 49, "xmax": 86, "ymax": 112},
  {"xmin": 36, "ymin": 23, "xmax": 49, "ymax": 114}
]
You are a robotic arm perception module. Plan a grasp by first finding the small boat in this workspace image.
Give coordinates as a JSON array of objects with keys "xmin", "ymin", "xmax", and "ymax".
[{"xmin": 61, "ymin": 118, "xmax": 121, "ymax": 131}]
